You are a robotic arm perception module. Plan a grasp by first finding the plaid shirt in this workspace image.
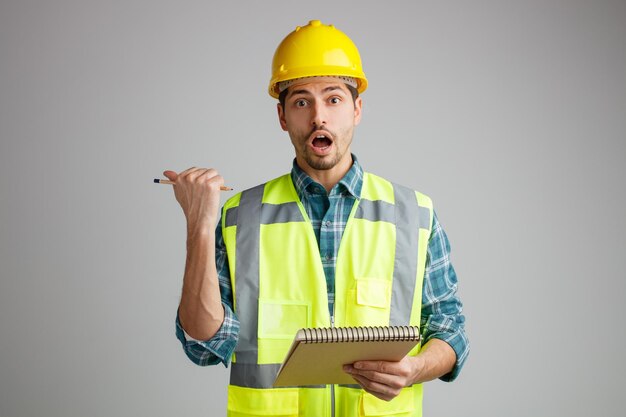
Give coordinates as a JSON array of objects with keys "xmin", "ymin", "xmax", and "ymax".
[{"xmin": 176, "ymin": 155, "xmax": 469, "ymax": 381}]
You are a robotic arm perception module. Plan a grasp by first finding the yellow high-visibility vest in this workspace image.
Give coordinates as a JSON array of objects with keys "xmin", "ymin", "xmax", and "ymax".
[{"xmin": 221, "ymin": 172, "xmax": 433, "ymax": 417}]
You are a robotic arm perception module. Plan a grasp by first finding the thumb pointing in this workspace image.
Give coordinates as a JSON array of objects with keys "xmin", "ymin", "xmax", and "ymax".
[{"xmin": 163, "ymin": 170, "xmax": 178, "ymax": 181}]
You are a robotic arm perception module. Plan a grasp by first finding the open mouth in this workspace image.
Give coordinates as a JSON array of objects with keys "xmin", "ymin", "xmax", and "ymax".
[{"xmin": 309, "ymin": 131, "xmax": 333, "ymax": 154}]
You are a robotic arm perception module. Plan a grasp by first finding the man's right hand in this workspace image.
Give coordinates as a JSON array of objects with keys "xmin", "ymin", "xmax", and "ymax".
[
  {"xmin": 163, "ymin": 168, "xmax": 224, "ymax": 233},
  {"xmin": 164, "ymin": 167, "xmax": 226, "ymax": 341}
]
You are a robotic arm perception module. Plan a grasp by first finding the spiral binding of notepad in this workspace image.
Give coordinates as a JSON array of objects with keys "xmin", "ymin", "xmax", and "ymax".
[{"xmin": 301, "ymin": 326, "xmax": 419, "ymax": 343}]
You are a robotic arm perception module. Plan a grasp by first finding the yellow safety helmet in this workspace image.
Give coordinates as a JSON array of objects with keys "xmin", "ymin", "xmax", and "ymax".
[{"xmin": 268, "ymin": 20, "xmax": 368, "ymax": 98}]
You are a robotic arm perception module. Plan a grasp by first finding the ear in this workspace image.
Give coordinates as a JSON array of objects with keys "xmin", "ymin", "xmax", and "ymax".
[
  {"xmin": 277, "ymin": 103, "xmax": 288, "ymax": 131},
  {"xmin": 353, "ymin": 96, "xmax": 363, "ymax": 126}
]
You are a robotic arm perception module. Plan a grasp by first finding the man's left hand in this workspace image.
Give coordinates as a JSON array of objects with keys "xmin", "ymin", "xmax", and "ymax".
[
  {"xmin": 342, "ymin": 339, "xmax": 457, "ymax": 401},
  {"xmin": 343, "ymin": 355, "xmax": 423, "ymax": 402}
]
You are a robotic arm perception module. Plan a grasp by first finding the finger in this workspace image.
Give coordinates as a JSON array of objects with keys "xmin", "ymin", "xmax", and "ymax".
[
  {"xmin": 163, "ymin": 170, "xmax": 178, "ymax": 181},
  {"xmin": 351, "ymin": 369, "xmax": 405, "ymax": 388},
  {"xmin": 205, "ymin": 174, "xmax": 225, "ymax": 190},
  {"xmin": 185, "ymin": 168, "xmax": 219, "ymax": 183},
  {"xmin": 347, "ymin": 361, "xmax": 408, "ymax": 388},
  {"xmin": 350, "ymin": 374, "xmax": 397, "ymax": 402},
  {"xmin": 195, "ymin": 168, "xmax": 220, "ymax": 183},
  {"xmin": 178, "ymin": 167, "xmax": 203, "ymax": 179},
  {"xmin": 353, "ymin": 360, "xmax": 403, "ymax": 375}
]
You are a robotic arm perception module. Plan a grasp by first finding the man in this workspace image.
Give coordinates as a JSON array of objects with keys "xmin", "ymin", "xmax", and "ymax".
[{"xmin": 165, "ymin": 20, "xmax": 468, "ymax": 416}]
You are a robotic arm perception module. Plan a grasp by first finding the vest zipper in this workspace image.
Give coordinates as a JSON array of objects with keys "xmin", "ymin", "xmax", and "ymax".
[{"xmin": 330, "ymin": 313, "xmax": 335, "ymax": 417}]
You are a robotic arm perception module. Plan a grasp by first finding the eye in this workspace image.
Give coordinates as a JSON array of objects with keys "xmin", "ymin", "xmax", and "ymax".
[
  {"xmin": 329, "ymin": 97, "xmax": 341, "ymax": 104},
  {"xmin": 294, "ymin": 99, "xmax": 308, "ymax": 107}
]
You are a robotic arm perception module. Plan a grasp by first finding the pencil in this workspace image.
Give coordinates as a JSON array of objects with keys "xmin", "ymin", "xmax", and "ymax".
[{"xmin": 154, "ymin": 179, "xmax": 233, "ymax": 191}]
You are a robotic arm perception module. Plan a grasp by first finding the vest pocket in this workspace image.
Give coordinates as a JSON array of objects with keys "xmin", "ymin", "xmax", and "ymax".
[
  {"xmin": 257, "ymin": 300, "xmax": 310, "ymax": 364},
  {"xmin": 228, "ymin": 385, "xmax": 299, "ymax": 416},
  {"xmin": 360, "ymin": 386, "xmax": 415, "ymax": 416},
  {"xmin": 356, "ymin": 279, "xmax": 390, "ymax": 308},
  {"xmin": 258, "ymin": 300, "xmax": 310, "ymax": 339},
  {"xmin": 345, "ymin": 279, "xmax": 391, "ymax": 326}
]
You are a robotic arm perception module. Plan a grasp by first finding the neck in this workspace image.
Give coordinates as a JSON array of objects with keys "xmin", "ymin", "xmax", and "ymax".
[{"xmin": 296, "ymin": 154, "xmax": 353, "ymax": 192}]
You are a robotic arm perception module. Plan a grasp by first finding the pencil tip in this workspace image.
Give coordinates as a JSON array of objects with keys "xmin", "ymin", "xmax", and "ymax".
[{"xmin": 153, "ymin": 179, "xmax": 159, "ymax": 183}]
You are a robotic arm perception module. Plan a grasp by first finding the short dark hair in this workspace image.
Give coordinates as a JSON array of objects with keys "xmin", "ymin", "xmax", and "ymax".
[{"xmin": 278, "ymin": 83, "xmax": 359, "ymax": 109}]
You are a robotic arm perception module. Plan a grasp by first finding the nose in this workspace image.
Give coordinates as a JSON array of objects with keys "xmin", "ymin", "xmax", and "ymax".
[{"xmin": 311, "ymin": 101, "xmax": 326, "ymax": 127}]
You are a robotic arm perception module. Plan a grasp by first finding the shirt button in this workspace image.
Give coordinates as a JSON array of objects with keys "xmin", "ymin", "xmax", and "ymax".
[
  {"xmin": 325, "ymin": 253, "xmax": 331, "ymax": 261},
  {"xmin": 325, "ymin": 220, "xmax": 332, "ymax": 227}
]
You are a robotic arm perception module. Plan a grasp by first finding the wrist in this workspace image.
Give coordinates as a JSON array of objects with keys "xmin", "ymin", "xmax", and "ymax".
[
  {"xmin": 186, "ymin": 217, "xmax": 216, "ymax": 234},
  {"xmin": 186, "ymin": 223, "xmax": 215, "ymax": 245},
  {"xmin": 410, "ymin": 339, "xmax": 457, "ymax": 383},
  {"xmin": 410, "ymin": 355, "xmax": 426, "ymax": 384}
]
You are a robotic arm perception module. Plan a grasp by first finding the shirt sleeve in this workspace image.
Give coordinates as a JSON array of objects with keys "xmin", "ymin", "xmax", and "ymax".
[
  {"xmin": 420, "ymin": 211, "xmax": 469, "ymax": 382},
  {"xmin": 174, "ymin": 219, "xmax": 239, "ymax": 367}
]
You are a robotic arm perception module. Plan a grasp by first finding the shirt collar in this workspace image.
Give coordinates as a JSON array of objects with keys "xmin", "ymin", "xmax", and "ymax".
[{"xmin": 291, "ymin": 154, "xmax": 363, "ymax": 199}]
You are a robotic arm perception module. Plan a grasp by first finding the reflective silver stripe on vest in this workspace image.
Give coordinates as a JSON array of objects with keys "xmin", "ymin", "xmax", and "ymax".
[
  {"xmin": 234, "ymin": 184, "xmax": 264, "ymax": 364},
  {"xmin": 230, "ymin": 363, "xmax": 281, "ymax": 388},
  {"xmin": 418, "ymin": 206, "xmax": 431, "ymax": 230},
  {"xmin": 338, "ymin": 384, "xmax": 363, "ymax": 389},
  {"xmin": 338, "ymin": 383, "xmax": 415, "ymax": 389},
  {"xmin": 389, "ymin": 184, "xmax": 421, "ymax": 326},
  {"xmin": 261, "ymin": 202, "xmax": 304, "ymax": 224},
  {"xmin": 231, "ymin": 363, "xmax": 325, "ymax": 389},
  {"xmin": 354, "ymin": 199, "xmax": 395, "ymax": 223},
  {"xmin": 225, "ymin": 206, "xmax": 238, "ymax": 228},
  {"xmin": 232, "ymin": 185, "xmax": 306, "ymax": 387},
  {"xmin": 225, "ymin": 203, "xmax": 304, "ymax": 228}
]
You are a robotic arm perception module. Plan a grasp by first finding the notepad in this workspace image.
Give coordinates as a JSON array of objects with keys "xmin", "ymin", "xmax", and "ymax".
[{"xmin": 273, "ymin": 326, "xmax": 420, "ymax": 387}]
